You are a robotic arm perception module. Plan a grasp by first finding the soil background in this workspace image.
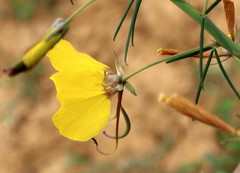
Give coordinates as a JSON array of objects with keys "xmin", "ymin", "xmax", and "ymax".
[{"xmin": 0, "ymin": 0, "xmax": 240, "ymax": 173}]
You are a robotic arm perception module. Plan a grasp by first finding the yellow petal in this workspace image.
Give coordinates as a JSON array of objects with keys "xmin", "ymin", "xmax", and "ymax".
[
  {"xmin": 50, "ymin": 69, "xmax": 106, "ymax": 104},
  {"xmin": 53, "ymin": 94, "xmax": 111, "ymax": 141},
  {"xmin": 50, "ymin": 69, "xmax": 111, "ymax": 141},
  {"xmin": 47, "ymin": 39, "xmax": 108, "ymax": 71}
]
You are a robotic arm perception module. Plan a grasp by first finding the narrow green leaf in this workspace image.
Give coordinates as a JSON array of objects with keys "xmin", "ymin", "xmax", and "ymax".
[
  {"xmin": 205, "ymin": 0, "xmax": 221, "ymax": 15},
  {"xmin": 171, "ymin": 0, "xmax": 240, "ymax": 59},
  {"xmin": 124, "ymin": 0, "xmax": 142, "ymax": 63},
  {"xmin": 125, "ymin": 81, "xmax": 137, "ymax": 96},
  {"xmin": 130, "ymin": 0, "xmax": 142, "ymax": 47},
  {"xmin": 195, "ymin": 50, "xmax": 214, "ymax": 104},
  {"xmin": 214, "ymin": 49, "xmax": 240, "ymax": 99},
  {"xmin": 70, "ymin": 0, "xmax": 74, "ymax": 5},
  {"xmin": 113, "ymin": 0, "xmax": 134, "ymax": 41}
]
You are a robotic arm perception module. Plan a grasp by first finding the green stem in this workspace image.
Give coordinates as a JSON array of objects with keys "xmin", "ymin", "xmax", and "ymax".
[
  {"xmin": 199, "ymin": 0, "xmax": 209, "ymax": 89},
  {"xmin": 166, "ymin": 45, "xmax": 213, "ymax": 63},
  {"xmin": 65, "ymin": 0, "xmax": 96, "ymax": 24},
  {"xmin": 122, "ymin": 43, "xmax": 216, "ymax": 82},
  {"xmin": 202, "ymin": 0, "xmax": 209, "ymax": 15},
  {"xmin": 199, "ymin": 17, "xmax": 205, "ymax": 89},
  {"xmin": 103, "ymin": 106, "xmax": 131, "ymax": 139}
]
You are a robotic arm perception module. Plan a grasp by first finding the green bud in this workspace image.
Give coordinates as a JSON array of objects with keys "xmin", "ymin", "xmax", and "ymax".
[{"xmin": 4, "ymin": 18, "xmax": 68, "ymax": 76}]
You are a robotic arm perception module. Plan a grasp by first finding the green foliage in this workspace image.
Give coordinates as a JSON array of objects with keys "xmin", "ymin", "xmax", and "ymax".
[
  {"xmin": 67, "ymin": 152, "xmax": 89, "ymax": 166},
  {"xmin": 213, "ymin": 97, "xmax": 237, "ymax": 123},
  {"xmin": 20, "ymin": 64, "xmax": 44, "ymax": 99},
  {"xmin": 171, "ymin": 0, "xmax": 240, "ymax": 59},
  {"xmin": 175, "ymin": 161, "xmax": 202, "ymax": 173},
  {"xmin": 66, "ymin": 135, "xmax": 173, "ymax": 173},
  {"xmin": 9, "ymin": 0, "xmax": 56, "ymax": 20},
  {"xmin": 10, "ymin": 0, "xmax": 36, "ymax": 20},
  {"xmin": 113, "ymin": 0, "xmax": 142, "ymax": 63}
]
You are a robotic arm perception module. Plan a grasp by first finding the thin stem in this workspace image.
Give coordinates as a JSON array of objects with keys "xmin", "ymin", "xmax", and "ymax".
[
  {"xmin": 122, "ymin": 43, "xmax": 216, "ymax": 82},
  {"xmin": 113, "ymin": 91, "xmax": 123, "ymax": 150},
  {"xmin": 46, "ymin": 0, "xmax": 95, "ymax": 41},
  {"xmin": 199, "ymin": 17, "xmax": 205, "ymax": 89},
  {"xmin": 92, "ymin": 91, "xmax": 123, "ymax": 155},
  {"xmin": 166, "ymin": 44, "xmax": 214, "ymax": 63},
  {"xmin": 103, "ymin": 106, "xmax": 131, "ymax": 139},
  {"xmin": 202, "ymin": 0, "xmax": 209, "ymax": 15},
  {"xmin": 199, "ymin": 0, "xmax": 209, "ymax": 89},
  {"xmin": 65, "ymin": 0, "xmax": 96, "ymax": 24}
]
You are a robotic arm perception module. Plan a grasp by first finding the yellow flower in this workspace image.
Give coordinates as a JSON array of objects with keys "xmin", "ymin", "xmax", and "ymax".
[{"xmin": 47, "ymin": 39, "xmax": 121, "ymax": 141}]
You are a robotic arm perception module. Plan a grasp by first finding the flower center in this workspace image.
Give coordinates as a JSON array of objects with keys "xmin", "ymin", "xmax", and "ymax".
[
  {"xmin": 105, "ymin": 74, "xmax": 121, "ymax": 87},
  {"xmin": 103, "ymin": 71, "xmax": 122, "ymax": 96}
]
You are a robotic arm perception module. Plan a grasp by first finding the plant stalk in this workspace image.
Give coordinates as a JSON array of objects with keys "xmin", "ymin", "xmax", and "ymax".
[{"xmin": 122, "ymin": 43, "xmax": 216, "ymax": 82}]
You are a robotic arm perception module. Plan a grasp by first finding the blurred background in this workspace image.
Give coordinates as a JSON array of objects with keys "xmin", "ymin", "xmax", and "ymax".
[{"xmin": 0, "ymin": 0, "xmax": 240, "ymax": 172}]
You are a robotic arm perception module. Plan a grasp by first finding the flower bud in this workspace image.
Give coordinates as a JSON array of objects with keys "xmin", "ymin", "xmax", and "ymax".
[{"xmin": 4, "ymin": 18, "xmax": 68, "ymax": 76}]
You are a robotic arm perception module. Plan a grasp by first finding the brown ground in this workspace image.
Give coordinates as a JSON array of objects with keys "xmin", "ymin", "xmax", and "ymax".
[{"xmin": 0, "ymin": 0, "xmax": 240, "ymax": 173}]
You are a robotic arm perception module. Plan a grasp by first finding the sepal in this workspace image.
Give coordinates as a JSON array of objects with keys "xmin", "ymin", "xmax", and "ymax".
[{"xmin": 125, "ymin": 81, "xmax": 137, "ymax": 96}]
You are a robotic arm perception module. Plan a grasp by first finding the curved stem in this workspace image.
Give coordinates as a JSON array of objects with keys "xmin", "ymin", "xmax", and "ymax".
[
  {"xmin": 103, "ymin": 106, "xmax": 131, "ymax": 139},
  {"xmin": 91, "ymin": 91, "xmax": 123, "ymax": 155},
  {"xmin": 65, "ymin": 0, "xmax": 96, "ymax": 24}
]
